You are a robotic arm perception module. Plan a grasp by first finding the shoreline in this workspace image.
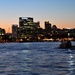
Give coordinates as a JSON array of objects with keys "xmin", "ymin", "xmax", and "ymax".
[{"xmin": 0, "ymin": 40, "xmax": 75, "ymax": 43}]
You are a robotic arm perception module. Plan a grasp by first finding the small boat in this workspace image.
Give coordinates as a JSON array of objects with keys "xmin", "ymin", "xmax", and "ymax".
[
  {"xmin": 59, "ymin": 45, "xmax": 75, "ymax": 50},
  {"xmin": 58, "ymin": 40, "xmax": 75, "ymax": 49}
]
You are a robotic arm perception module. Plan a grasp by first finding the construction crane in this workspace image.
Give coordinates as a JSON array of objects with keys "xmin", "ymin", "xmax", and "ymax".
[{"xmin": 7, "ymin": 27, "xmax": 10, "ymax": 33}]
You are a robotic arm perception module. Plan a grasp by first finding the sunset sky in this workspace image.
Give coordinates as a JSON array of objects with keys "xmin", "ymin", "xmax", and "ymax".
[{"xmin": 0, "ymin": 0, "xmax": 75, "ymax": 33}]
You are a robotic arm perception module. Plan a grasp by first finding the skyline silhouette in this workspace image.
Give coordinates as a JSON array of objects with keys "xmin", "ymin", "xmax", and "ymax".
[{"xmin": 0, "ymin": 0, "xmax": 75, "ymax": 32}]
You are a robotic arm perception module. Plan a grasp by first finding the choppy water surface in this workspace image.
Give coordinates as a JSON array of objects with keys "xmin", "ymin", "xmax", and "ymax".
[{"xmin": 0, "ymin": 42, "xmax": 75, "ymax": 75}]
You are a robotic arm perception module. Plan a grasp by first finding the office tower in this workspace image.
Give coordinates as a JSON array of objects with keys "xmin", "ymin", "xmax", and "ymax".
[
  {"xmin": 19, "ymin": 17, "xmax": 33, "ymax": 27},
  {"xmin": 45, "ymin": 21, "xmax": 51, "ymax": 30},
  {"xmin": 45, "ymin": 21, "xmax": 51, "ymax": 32},
  {"xmin": 18, "ymin": 17, "xmax": 40, "ymax": 40},
  {"xmin": 12, "ymin": 25, "xmax": 18, "ymax": 38}
]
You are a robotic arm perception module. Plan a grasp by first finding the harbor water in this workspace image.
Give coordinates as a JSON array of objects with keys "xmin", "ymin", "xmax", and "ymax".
[{"xmin": 0, "ymin": 42, "xmax": 75, "ymax": 75}]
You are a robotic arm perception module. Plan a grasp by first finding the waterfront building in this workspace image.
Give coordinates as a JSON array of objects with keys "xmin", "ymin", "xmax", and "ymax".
[
  {"xmin": 51, "ymin": 25, "xmax": 57, "ymax": 35},
  {"xmin": 0, "ymin": 28, "xmax": 5, "ymax": 35},
  {"xmin": 45, "ymin": 21, "xmax": 51, "ymax": 31},
  {"xmin": 19, "ymin": 17, "xmax": 40, "ymax": 28},
  {"xmin": 44, "ymin": 21, "xmax": 52, "ymax": 39},
  {"xmin": 18, "ymin": 17, "xmax": 41, "ymax": 41},
  {"xmin": 52, "ymin": 25, "xmax": 57, "ymax": 30},
  {"xmin": 12, "ymin": 25, "xmax": 18, "ymax": 38},
  {"xmin": 0, "ymin": 28, "xmax": 5, "ymax": 42}
]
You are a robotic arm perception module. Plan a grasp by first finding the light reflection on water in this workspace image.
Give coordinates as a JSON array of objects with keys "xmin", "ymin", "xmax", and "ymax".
[{"xmin": 0, "ymin": 42, "xmax": 75, "ymax": 75}]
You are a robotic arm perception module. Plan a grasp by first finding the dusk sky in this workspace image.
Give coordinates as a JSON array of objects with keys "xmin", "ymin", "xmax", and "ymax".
[{"xmin": 0, "ymin": 0, "xmax": 75, "ymax": 33}]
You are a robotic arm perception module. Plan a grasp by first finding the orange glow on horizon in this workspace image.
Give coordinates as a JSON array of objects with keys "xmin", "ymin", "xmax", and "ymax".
[
  {"xmin": 0, "ymin": 21, "xmax": 75, "ymax": 33},
  {"xmin": 0, "ymin": 20, "xmax": 18, "ymax": 33}
]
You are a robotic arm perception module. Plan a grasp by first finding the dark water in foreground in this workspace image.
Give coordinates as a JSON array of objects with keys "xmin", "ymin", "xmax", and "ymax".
[{"xmin": 0, "ymin": 42, "xmax": 75, "ymax": 75}]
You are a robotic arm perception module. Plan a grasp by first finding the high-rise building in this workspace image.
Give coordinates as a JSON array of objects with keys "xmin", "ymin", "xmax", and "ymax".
[
  {"xmin": 19, "ymin": 17, "xmax": 40, "ymax": 28},
  {"xmin": 19, "ymin": 17, "xmax": 33, "ymax": 27},
  {"xmin": 45, "ymin": 21, "xmax": 51, "ymax": 33},
  {"xmin": 12, "ymin": 25, "xmax": 18, "ymax": 38},
  {"xmin": 18, "ymin": 17, "xmax": 40, "ymax": 40}
]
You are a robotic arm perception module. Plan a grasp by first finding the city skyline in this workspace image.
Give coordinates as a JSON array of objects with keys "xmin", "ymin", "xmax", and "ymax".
[{"xmin": 0, "ymin": 0, "xmax": 75, "ymax": 32}]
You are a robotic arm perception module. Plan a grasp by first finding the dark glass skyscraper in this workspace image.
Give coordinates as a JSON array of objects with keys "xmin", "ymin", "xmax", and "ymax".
[
  {"xmin": 45, "ymin": 21, "xmax": 51, "ymax": 30},
  {"xmin": 45, "ymin": 21, "xmax": 51, "ymax": 32}
]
